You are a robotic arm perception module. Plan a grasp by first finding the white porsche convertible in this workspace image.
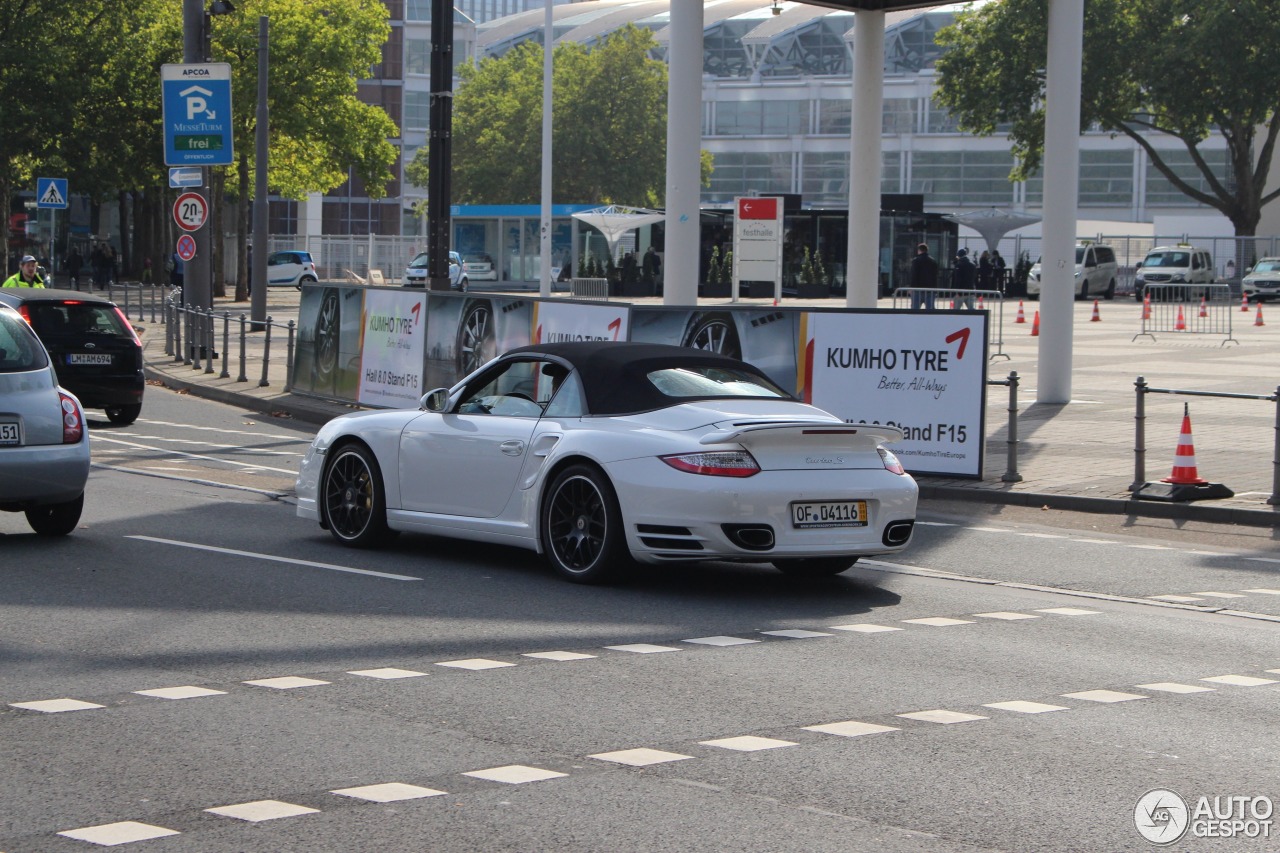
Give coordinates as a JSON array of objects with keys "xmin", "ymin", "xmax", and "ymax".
[{"xmin": 297, "ymin": 342, "xmax": 918, "ymax": 583}]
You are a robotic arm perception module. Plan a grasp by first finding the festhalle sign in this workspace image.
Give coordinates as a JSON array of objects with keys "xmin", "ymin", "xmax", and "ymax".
[
  {"xmin": 799, "ymin": 310, "xmax": 988, "ymax": 477},
  {"xmin": 732, "ymin": 196, "xmax": 784, "ymax": 303}
]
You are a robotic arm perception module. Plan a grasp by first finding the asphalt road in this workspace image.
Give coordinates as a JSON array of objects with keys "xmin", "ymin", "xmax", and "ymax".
[{"xmin": 1, "ymin": 390, "xmax": 1277, "ymax": 851}]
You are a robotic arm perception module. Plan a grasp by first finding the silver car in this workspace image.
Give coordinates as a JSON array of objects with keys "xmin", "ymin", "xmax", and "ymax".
[{"xmin": 0, "ymin": 304, "xmax": 91, "ymax": 535}]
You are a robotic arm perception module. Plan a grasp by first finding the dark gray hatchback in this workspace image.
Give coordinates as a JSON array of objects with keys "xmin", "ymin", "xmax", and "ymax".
[{"xmin": 0, "ymin": 289, "xmax": 144, "ymax": 425}]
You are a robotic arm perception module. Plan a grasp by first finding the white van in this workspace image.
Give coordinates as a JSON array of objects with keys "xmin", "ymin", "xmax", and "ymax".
[
  {"xmin": 1027, "ymin": 243, "xmax": 1119, "ymax": 300},
  {"xmin": 1134, "ymin": 245, "xmax": 1215, "ymax": 302}
]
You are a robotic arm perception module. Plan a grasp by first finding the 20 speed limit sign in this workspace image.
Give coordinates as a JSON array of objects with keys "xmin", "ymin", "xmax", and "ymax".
[{"xmin": 173, "ymin": 192, "xmax": 208, "ymax": 232}]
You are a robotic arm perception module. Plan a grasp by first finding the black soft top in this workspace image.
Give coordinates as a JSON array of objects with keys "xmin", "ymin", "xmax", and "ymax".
[{"xmin": 502, "ymin": 341, "xmax": 784, "ymax": 415}]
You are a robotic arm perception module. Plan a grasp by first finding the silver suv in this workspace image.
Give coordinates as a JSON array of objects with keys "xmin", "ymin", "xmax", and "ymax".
[{"xmin": 1027, "ymin": 243, "xmax": 1118, "ymax": 300}]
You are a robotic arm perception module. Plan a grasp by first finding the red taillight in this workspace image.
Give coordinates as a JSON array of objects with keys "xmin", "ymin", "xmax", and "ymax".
[
  {"xmin": 878, "ymin": 447, "xmax": 906, "ymax": 475},
  {"xmin": 17, "ymin": 304, "xmax": 32, "ymax": 324},
  {"xmin": 660, "ymin": 450, "xmax": 760, "ymax": 477},
  {"xmin": 59, "ymin": 392, "xmax": 83, "ymax": 444},
  {"xmin": 113, "ymin": 307, "xmax": 141, "ymax": 345}
]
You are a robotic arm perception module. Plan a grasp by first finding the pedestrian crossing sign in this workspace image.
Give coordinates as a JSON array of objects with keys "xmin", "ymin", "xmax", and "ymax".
[{"xmin": 37, "ymin": 177, "xmax": 68, "ymax": 209}]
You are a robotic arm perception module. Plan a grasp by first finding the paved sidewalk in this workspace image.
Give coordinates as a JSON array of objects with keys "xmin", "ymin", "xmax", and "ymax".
[{"xmin": 131, "ymin": 285, "xmax": 1280, "ymax": 528}]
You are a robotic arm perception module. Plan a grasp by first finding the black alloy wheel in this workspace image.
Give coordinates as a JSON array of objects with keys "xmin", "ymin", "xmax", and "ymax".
[
  {"xmin": 541, "ymin": 464, "xmax": 627, "ymax": 583},
  {"xmin": 455, "ymin": 300, "xmax": 495, "ymax": 376},
  {"xmin": 682, "ymin": 312, "xmax": 742, "ymax": 360},
  {"xmin": 322, "ymin": 444, "xmax": 391, "ymax": 548},
  {"xmin": 772, "ymin": 557, "xmax": 858, "ymax": 577},
  {"xmin": 313, "ymin": 289, "xmax": 341, "ymax": 386}
]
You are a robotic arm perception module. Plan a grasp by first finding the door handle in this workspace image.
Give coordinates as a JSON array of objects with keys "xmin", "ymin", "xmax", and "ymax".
[{"xmin": 500, "ymin": 440, "xmax": 525, "ymax": 456}]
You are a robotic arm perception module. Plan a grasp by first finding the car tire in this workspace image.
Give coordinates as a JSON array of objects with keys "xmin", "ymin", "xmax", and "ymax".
[
  {"xmin": 1104, "ymin": 279, "xmax": 1116, "ymax": 300},
  {"xmin": 298, "ymin": 275, "xmax": 317, "ymax": 291},
  {"xmin": 772, "ymin": 557, "xmax": 857, "ymax": 577},
  {"xmin": 455, "ymin": 299, "xmax": 495, "ymax": 376},
  {"xmin": 1076, "ymin": 280, "xmax": 1088, "ymax": 301},
  {"xmin": 25, "ymin": 493, "xmax": 84, "ymax": 536},
  {"xmin": 321, "ymin": 442, "xmax": 392, "ymax": 549},
  {"xmin": 541, "ymin": 463, "xmax": 629, "ymax": 584},
  {"xmin": 682, "ymin": 312, "xmax": 742, "ymax": 360},
  {"xmin": 104, "ymin": 404, "xmax": 141, "ymax": 426},
  {"xmin": 459, "ymin": 276, "xmax": 469, "ymax": 293}
]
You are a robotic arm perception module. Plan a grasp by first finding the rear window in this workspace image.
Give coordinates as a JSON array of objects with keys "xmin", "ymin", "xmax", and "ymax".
[
  {"xmin": 1095, "ymin": 247, "xmax": 1115, "ymax": 264},
  {"xmin": 27, "ymin": 302, "xmax": 131, "ymax": 338},
  {"xmin": 0, "ymin": 311, "xmax": 49, "ymax": 372},
  {"xmin": 645, "ymin": 366, "xmax": 789, "ymax": 400}
]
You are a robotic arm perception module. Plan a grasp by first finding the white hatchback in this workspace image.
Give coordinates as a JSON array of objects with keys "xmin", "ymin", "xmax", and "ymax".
[{"xmin": 0, "ymin": 304, "xmax": 90, "ymax": 535}]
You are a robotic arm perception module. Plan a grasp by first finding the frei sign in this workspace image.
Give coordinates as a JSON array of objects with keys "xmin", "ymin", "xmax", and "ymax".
[
  {"xmin": 161, "ymin": 63, "xmax": 234, "ymax": 167},
  {"xmin": 732, "ymin": 197, "xmax": 784, "ymax": 302}
]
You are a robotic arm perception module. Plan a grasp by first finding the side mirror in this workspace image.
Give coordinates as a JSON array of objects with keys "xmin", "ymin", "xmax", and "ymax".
[
  {"xmin": 1135, "ymin": 261, "xmax": 1143, "ymax": 269},
  {"xmin": 421, "ymin": 388, "xmax": 452, "ymax": 412}
]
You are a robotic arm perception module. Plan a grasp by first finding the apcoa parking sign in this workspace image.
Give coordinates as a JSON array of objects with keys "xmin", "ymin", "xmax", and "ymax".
[{"xmin": 161, "ymin": 63, "xmax": 234, "ymax": 166}]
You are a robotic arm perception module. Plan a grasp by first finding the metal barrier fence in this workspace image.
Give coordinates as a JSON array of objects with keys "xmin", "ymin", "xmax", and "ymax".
[
  {"xmin": 1132, "ymin": 283, "xmax": 1238, "ymax": 345},
  {"xmin": 1130, "ymin": 376, "xmax": 1280, "ymax": 505},
  {"xmin": 891, "ymin": 288, "xmax": 1008, "ymax": 361},
  {"xmin": 163, "ymin": 296, "xmax": 296, "ymax": 391},
  {"xmin": 569, "ymin": 278, "xmax": 609, "ymax": 299},
  {"xmin": 106, "ymin": 281, "xmax": 166, "ymax": 325}
]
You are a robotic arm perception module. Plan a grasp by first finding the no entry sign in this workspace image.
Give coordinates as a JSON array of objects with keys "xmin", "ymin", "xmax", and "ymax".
[{"xmin": 173, "ymin": 192, "xmax": 208, "ymax": 232}]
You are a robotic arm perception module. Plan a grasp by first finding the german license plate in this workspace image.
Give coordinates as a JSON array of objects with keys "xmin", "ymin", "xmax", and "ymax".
[
  {"xmin": 0, "ymin": 421, "xmax": 19, "ymax": 446},
  {"xmin": 69, "ymin": 353, "xmax": 112, "ymax": 365},
  {"xmin": 791, "ymin": 500, "xmax": 867, "ymax": 529}
]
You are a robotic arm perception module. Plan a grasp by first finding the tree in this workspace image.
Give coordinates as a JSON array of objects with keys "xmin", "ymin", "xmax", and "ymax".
[
  {"xmin": 408, "ymin": 25, "xmax": 714, "ymax": 207},
  {"xmin": 933, "ymin": 0, "xmax": 1280, "ymax": 236}
]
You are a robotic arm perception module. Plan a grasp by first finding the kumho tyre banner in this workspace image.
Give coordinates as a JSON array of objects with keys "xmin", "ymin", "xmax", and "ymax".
[{"xmin": 799, "ymin": 310, "xmax": 988, "ymax": 478}]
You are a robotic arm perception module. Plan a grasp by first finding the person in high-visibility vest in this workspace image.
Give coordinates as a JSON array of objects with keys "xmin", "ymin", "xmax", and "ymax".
[{"xmin": 2, "ymin": 255, "xmax": 46, "ymax": 288}]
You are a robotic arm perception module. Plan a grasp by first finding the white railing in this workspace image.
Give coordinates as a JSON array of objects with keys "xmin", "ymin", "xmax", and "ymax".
[{"xmin": 1132, "ymin": 283, "xmax": 1238, "ymax": 345}]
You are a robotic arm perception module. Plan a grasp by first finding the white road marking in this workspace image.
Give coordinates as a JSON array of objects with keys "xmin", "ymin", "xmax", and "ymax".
[
  {"xmin": 1246, "ymin": 557, "xmax": 1280, "ymax": 566},
  {"xmin": 590, "ymin": 748, "xmax": 693, "ymax": 766},
  {"xmin": 1201, "ymin": 674, "xmax": 1278, "ymax": 687},
  {"xmin": 902, "ymin": 617, "xmax": 974, "ymax": 627},
  {"xmin": 829, "ymin": 623, "xmax": 903, "ymax": 633},
  {"xmin": 683, "ymin": 636, "xmax": 760, "ymax": 646},
  {"xmin": 804, "ymin": 720, "xmax": 899, "ymax": 737},
  {"xmin": 1242, "ymin": 588, "xmax": 1280, "ymax": 595},
  {"xmin": 760, "ymin": 629, "xmax": 833, "ymax": 638},
  {"xmin": 137, "ymin": 419, "xmax": 305, "ymax": 441},
  {"xmin": 897, "ymin": 709, "xmax": 988, "ymax": 724},
  {"xmin": 348, "ymin": 668, "xmax": 427, "ymax": 680},
  {"xmin": 58, "ymin": 821, "xmax": 180, "ymax": 845},
  {"xmin": 1035, "ymin": 607, "xmax": 1101, "ymax": 616},
  {"xmin": 463, "ymin": 765, "xmax": 567, "ymax": 784},
  {"xmin": 973, "ymin": 612, "xmax": 1038, "ymax": 621},
  {"xmin": 126, "ymin": 536, "xmax": 421, "ymax": 581},
  {"xmin": 605, "ymin": 643, "xmax": 682, "ymax": 653},
  {"xmin": 1137, "ymin": 682, "xmax": 1216, "ymax": 694},
  {"xmin": 1192, "ymin": 591, "xmax": 1247, "ymax": 599},
  {"xmin": 1150, "ymin": 595, "xmax": 1205, "ymax": 603},
  {"xmin": 9, "ymin": 698, "xmax": 104, "ymax": 713},
  {"xmin": 244, "ymin": 676, "xmax": 330, "ymax": 690},
  {"xmin": 134, "ymin": 686, "xmax": 227, "ymax": 700},
  {"xmin": 105, "ymin": 432, "xmax": 301, "ymax": 458},
  {"xmin": 93, "ymin": 434, "xmax": 298, "ymax": 474},
  {"xmin": 1062, "ymin": 690, "xmax": 1147, "ymax": 703},
  {"xmin": 522, "ymin": 650, "xmax": 596, "ymax": 661},
  {"xmin": 435, "ymin": 658, "xmax": 514, "ymax": 670},
  {"xmin": 332, "ymin": 783, "xmax": 446, "ymax": 802},
  {"xmin": 699, "ymin": 736, "xmax": 796, "ymax": 751},
  {"xmin": 983, "ymin": 700, "xmax": 1069, "ymax": 714},
  {"xmin": 205, "ymin": 800, "xmax": 319, "ymax": 822}
]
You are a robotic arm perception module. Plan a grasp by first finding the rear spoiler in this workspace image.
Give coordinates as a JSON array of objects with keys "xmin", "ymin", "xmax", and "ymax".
[{"xmin": 699, "ymin": 421, "xmax": 904, "ymax": 446}]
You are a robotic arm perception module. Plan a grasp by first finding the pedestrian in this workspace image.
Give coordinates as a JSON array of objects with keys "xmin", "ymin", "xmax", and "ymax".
[
  {"xmin": 909, "ymin": 243, "xmax": 938, "ymax": 310},
  {"xmin": 3, "ymin": 254, "xmax": 46, "ymax": 288},
  {"xmin": 978, "ymin": 250, "xmax": 993, "ymax": 292},
  {"xmin": 992, "ymin": 249, "xmax": 1007, "ymax": 293},
  {"xmin": 953, "ymin": 248, "xmax": 977, "ymax": 309},
  {"xmin": 66, "ymin": 247, "xmax": 83, "ymax": 291},
  {"xmin": 642, "ymin": 245, "xmax": 661, "ymax": 288},
  {"xmin": 141, "ymin": 255, "xmax": 153, "ymax": 286},
  {"xmin": 169, "ymin": 251, "xmax": 185, "ymax": 303}
]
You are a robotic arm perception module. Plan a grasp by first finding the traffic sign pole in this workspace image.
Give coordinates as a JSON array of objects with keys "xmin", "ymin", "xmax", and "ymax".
[{"xmin": 181, "ymin": 0, "xmax": 211, "ymax": 357}]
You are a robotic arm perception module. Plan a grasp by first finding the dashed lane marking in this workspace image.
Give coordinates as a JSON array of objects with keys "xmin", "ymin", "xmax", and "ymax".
[
  {"xmin": 699, "ymin": 736, "xmax": 797, "ymax": 751},
  {"xmin": 92, "ymin": 434, "xmax": 298, "ymax": 474},
  {"xmin": 683, "ymin": 636, "xmax": 760, "ymax": 646},
  {"xmin": 462, "ymin": 765, "xmax": 567, "ymax": 784},
  {"xmin": 8, "ymin": 698, "xmax": 104, "ymax": 713},
  {"xmin": 982, "ymin": 700, "xmax": 1069, "ymax": 714},
  {"xmin": 204, "ymin": 800, "xmax": 319, "ymax": 822},
  {"xmin": 803, "ymin": 720, "xmax": 900, "ymax": 738},
  {"xmin": 133, "ymin": 686, "xmax": 227, "ymax": 700},
  {"xmin": 436, "ymin": 659, "xmax": 515, "ymax": 671},
  {"xmin": 522, "ymin": 651, "xmax": 596, "ymax": 661},
  {"xmin": 1136, "ymin": 682, "xmax": 1216, "ymax": 694},
  {"xmin": 348, "ymin": 668, "xmax": 427, "ymax": 680},
  {"xmin": 127, "ymin": 536, "xmax": 421, "ymax": 581},
  {"xmin": 902, "ymin": 617, "xmax": 973, "ymax": 627},
  {"xmin": 331, "ymin": 783, "xmax": 446, "ymax": 803},
  {"xmin": 57, "ymin": 821, "xmax": 179, "ymax": 846},
  {"xmin": 603, "ymin": 643, "xmax": 682, "ymax": 654},
  {"xmin": 760, "ymin": 629, "xmax": 832, "ymax": 638},
  {"xmin": 589, "ymin": 748, "xmax": 694, "ymax": 767},
  {"xmin": 1201, "ymin": 674, "xmax": 1278, "ymax": 687},
  {"xmin": 896, "ymin": 709, "xmax": 988, "ymax": 725},
  {"xmin": 244, "ymin": 676, "xmax": 330, "ymax": 690},
  {"xmin": 1062, "ymin": 690, "xmax": 1148, "ymax": 703}
]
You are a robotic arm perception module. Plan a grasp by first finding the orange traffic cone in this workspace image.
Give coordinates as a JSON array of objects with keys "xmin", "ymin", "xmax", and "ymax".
[
  {"xmin": 1242, "ymin": 293, "xmax": 1250, "ymax": 312},
  {"xmin": 1134, "ymin": 403, "xmax": 1234, "ymax": 502},
  {"xmin": 1174, "ymin": 306, "xmax": 1186, "ymax": 331},
  {"xmin": 1090, "ymin": 299, "xmax": 1101, "ymax": 322},
  {"xmin": 1015, "ymin": 301, "xmax": 1026, "ymax": 323},
  {"xmin": 1161, "ymin": 404, "xmax": 1207, "ymax": 485},
  {"xmin": 1198, "ymin": 296, "xmax": 1208, "ymax": 318},
  {"xmin": 1142, "ymin": 292, "xmax": 1152, "ymax": 320},
  {"xmin": 977, "ymin": 296, "xmax": 985, "ymax": 311},
  {"xmin": 1030, "ymin": 310, "xmax": 1040, "ymax": 336},
  {"xmin": 1256, "ymin": 303, "xmax": 1265, "ymax": 326}
]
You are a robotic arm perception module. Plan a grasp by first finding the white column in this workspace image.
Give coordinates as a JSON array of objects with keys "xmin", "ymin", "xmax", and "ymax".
[
  {"xmin": 539, "ymin": 0, "xmax": 554, "ymax": 297},
  {"xmin": 1037, "ymin": 0, "xmax": 1084, "ymax": 403},
  {"xmin": 845, "ymin": 9, "xmax": 885, "ymax": 309},
  {"xmin": 663, "ymin": 0, "xmax": 703, "ymax": 305}
]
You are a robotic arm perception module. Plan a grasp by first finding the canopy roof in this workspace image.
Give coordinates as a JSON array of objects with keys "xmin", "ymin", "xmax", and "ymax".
[
  {"xmin": 572, "ymin": 205, "xmax": 666, "ymax": 255},
  {"xmin": 944, "ymin": 207, "xmax": 1042, "ymax": 253}
]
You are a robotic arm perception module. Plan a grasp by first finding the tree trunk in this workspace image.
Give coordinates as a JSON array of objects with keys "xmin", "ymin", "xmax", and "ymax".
[
  {"xmin": 236, "ymin": 154, "xmax": 250, "ymax": 302},
  {"xmin": 117, "ymin": 191, "xmax": 130, "ymax": 277}
]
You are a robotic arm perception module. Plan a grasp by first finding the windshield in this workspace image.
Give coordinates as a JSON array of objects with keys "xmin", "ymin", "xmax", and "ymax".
[
  {"xmin": 1144, "ymin": 251, "xmax": 1190, "ymax": 268},
  {"xmin": 1251, "ymin": 261, "xmax": 1280, "ymax": 274}
]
